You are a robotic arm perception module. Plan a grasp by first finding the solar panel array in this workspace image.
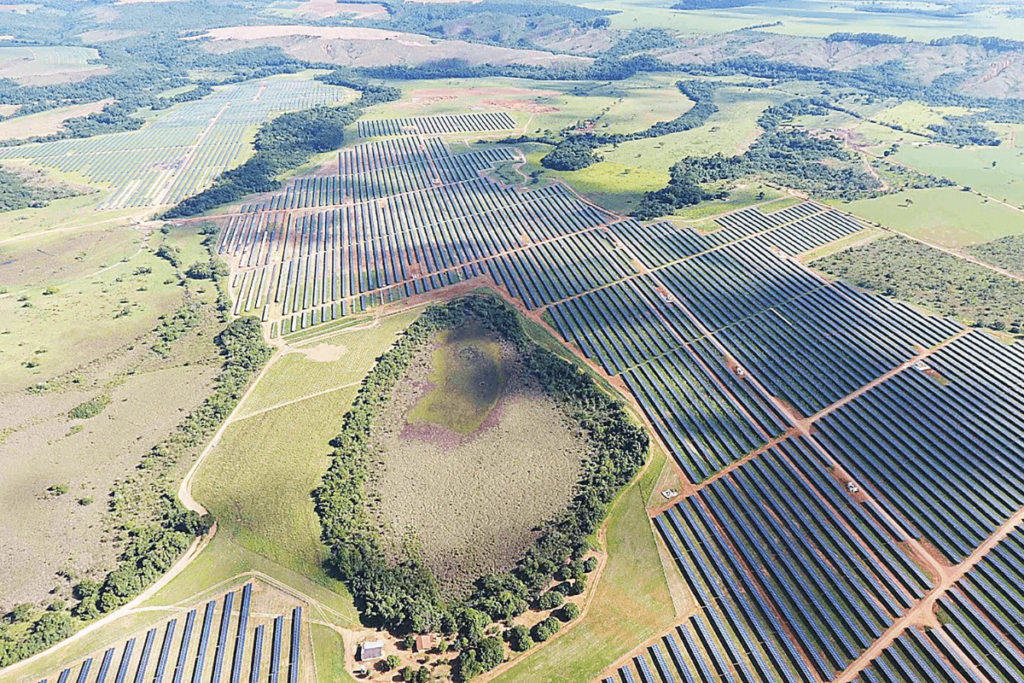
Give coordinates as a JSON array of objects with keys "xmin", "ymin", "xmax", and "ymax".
[
  {"xmin": 38, "ymin": 584, "xmax": 303, "ymax": 683},
  {"xmin": 0, "ymin": 79, "xmax": 350, "ymax": 210}
]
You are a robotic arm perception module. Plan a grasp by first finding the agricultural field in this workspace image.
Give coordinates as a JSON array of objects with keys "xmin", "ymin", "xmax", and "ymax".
[
  {"xmin": 895, "ymin": 143, "xmax": 1024, "ymax": 208},
  {"xmin": 0, "ymin": 46, "xmax": 108, "ymax": 86},
  {"xmin": 840, "ymin": 186, "xmax": 1024, "ymax": 247},
  {"xmin": 0, "ymin": 100, "xmax": 113, "ymax": 142}
]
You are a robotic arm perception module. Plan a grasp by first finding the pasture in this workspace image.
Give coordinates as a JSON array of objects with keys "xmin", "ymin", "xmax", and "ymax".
[
  {"xmin": 895, "ymin": 143, "xmax": 1024, "ymax": 208},
  {"xmin": 840, "ymin": 186, "xmax": 1024, "ymax": 246},
  {"xmin": 0, "ymin": 100, "xmax": 113, "ymax": 142},
  {"xmin": 0, "ymin": 46, "xmax": 108, "ymax": 86},
  {"xmin": 582, "ymin": 0, "xmax": 1024, "ymax": 40}
]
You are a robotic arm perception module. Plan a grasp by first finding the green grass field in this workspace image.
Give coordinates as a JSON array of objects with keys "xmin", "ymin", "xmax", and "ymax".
[
  {"xmin": 601, "ymin": 86, "xmax": 787, "ymax": 174},
  {"xmin": 406, "ymin": 323, "xmax": 505, "ymax": 435},
  {"xmin": 581, "ymin": 0, "xmax": 1024, "ymax": 40},
  {"xmin": 191, "ymin": 386, "xmax": 360, "ymax": 585},
  {"xmin": 839, "ymin": 187, "xmax": 1024, "ymax": 247},
  {"xmin": 237, "ymin": 310, "xmax": 421, "ymax": 416},
  {"xmin": 493, "ymin": 444, "xmax": 678, "ymax": 683},
  {"xmin": 896, "ymin": 144, "xmax": 1024, "ymax": 208}
]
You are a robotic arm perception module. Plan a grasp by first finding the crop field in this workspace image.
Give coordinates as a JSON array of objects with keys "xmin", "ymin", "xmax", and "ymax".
[
  {"xmin": 29, "ymin": 584, "xmax": 310, "ymax": 683},
  {"xmin": 0, "ymin": 78, "xmax": 351, "ymax": 210}
]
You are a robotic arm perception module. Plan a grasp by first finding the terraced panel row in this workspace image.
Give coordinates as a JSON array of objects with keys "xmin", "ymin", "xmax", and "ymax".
[
  {"xmin": 815, "ymin": 331, "xmax": 1024, "ymax": 562},
  {"xmin": 357, "ymin": 112, "xmax": 517, "ymax": 137},
  {"xmin": 715, "ymin": 282, "xmax": 962, "ymax": 415},
  {"xmin": 657, "ymin": 437, "xmax": 930, "ymax": 681}
]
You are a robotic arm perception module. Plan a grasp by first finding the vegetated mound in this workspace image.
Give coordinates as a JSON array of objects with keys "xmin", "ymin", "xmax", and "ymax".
[
  {"xmin": 314, "ymin": 295, "xmax": 648, "ymax": 635},
  {"xmin": 373, "ymin": 322, "xmax": 588, "ymax": 597}
]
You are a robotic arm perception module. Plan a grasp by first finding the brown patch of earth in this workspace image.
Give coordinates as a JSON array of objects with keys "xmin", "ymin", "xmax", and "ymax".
[
  {"xmin": 293, "ymin": 341, "xmax": 348, "ymax": 362},
  {"xmin": 482, "ymin": 98, "xmax": 559, "ymax": 113},
  {"xmin": 371, "ymin": 335, "xmax": 588, "ymax": 598}
]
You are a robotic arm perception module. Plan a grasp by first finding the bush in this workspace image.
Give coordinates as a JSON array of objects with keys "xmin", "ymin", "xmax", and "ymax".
[
  {"xmin": 68, "ymin": 395, "xmax": 110, "ymax": 420},
  {"xmin": 583, "ymin": 557, "xmax": 598, "ymax": 573},
  {"xmin": 558, "ymin": 603, "xmax": 580, "ymax": 622},
  {"xmin": 537, "ymin": 590, "xmax": 564, "ymax": 611},
  {"xmin": 531, "ymin": 617, "xmax": 561, "ymax": 642},
  {"xmin": 507, "ymin": 625, "xmax": 533, "ymax": 652}
]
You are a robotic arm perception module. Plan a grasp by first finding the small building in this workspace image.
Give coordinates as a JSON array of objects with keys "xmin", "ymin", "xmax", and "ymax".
[
  {"xmin": 358, "ymin": 641, "xmax": 384, "ymax": 662},
  {"xmin": 414, "ymin": 634, "xmax": 434, "ymax": 653}
]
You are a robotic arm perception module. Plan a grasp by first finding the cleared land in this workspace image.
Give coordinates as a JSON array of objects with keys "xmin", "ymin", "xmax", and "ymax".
[
  {"xmin": 840, "ymin": 186, "xmax": 1024, "ymax": 247},
  {"xmin": 372, "ymin": 325, "xmax": 587, "ymax": 596},
  {"xmin": 200, "ymin": 26, "xmax": 589, "ymax": 69},
  {"xmin": 0, "ymin": 46, "xmax": 108, "ymax": 86},
  {"xmin": 0, "ymin": 100, "xmax": 113, "ymax": 142},
  {"xmin": 895, "ymin": 143, "xmax": 1024, "ymax": 208}
]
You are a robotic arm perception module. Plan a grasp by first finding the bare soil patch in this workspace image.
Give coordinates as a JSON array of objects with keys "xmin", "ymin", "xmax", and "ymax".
[
  {"xmin": 371, "ymin": 328, "xmax": 587, "ymax": 598},
  {"xmin": 293, "ymin": 341, "xmax": 348, "ymax": 363}
]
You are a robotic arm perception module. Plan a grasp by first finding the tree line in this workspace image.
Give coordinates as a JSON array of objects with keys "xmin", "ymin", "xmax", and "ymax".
[{"xmin": 313, "ymin": 295, "xmax": 647, "ymax": 678}]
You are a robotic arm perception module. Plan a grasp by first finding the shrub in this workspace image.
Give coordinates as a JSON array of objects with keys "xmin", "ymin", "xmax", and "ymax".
[
  {"xmin": 558, "ymin": 603, "xmax": 580, "ymax": 622},
  {"xmin": 507, "ymin": 625, "xmax": 533, "ymax": 652},
  {"xmin": 583, "ymin": 557, "xmax": 598, "ymax": 573},
  {"xmin": 68, "ymin": 395, "xmax": 110, "ymax": 420}
]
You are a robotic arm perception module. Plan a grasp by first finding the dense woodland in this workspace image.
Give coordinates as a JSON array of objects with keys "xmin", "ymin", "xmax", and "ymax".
[{"xmin": 314, "ymin": 295, "xmax": 646, "ymax": 679}]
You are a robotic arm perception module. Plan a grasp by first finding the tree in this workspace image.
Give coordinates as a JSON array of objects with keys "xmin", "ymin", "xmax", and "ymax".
[
  {"xmin": 558, "ymin": 603, "xmax": 580, "ymax": 622},
  {"xmin": 381, "ymin": 654, "xmax": 400, "ymax": 672},
  {"xmin": 583, "ymin": 557, "xmax": 598, "ymax": 573},
  {"xmin": 531, "ymin": 617, "xmax": 561, "ymax": 642},
  {"xmin": 507, "ymin": 625, "xmax": 533, "ymax": 652},
  {"xmin": 537, "ymin": 590, "xmax": 564, "ymax": 610}
]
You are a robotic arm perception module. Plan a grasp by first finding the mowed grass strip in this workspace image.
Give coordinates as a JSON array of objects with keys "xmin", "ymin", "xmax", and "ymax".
[{"xmin": 406, "ymin": 324, "xmax": 505, "ymax": 435}]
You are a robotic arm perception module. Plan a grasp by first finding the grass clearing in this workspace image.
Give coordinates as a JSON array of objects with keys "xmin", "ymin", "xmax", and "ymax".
[
  {"xmin": 237, "ymin": 309, "xmax": 421, "ymax": 416},
  {"xmin": 192, "ymin": 386, "xmax": 360, "ymax": 591},
  {"xmin": 895, "ymin": 144, "xmax": 1024, "ymax": 208},
  {"xmin": 405, "ymin": 323, "xmax": 505, "ymax": 435},
  {"xmin": 0, "ymin": 100, "xmax": 113, "ymax": 141},
  {"xmin": 839, "ymin": 187, "xmax": 1024, "ymax": 247}
]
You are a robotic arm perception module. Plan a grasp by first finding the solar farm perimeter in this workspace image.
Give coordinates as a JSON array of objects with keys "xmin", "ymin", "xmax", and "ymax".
[{"xmin": 214, "ymin": 110, "xmax": 1024, "ymax": 683}]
